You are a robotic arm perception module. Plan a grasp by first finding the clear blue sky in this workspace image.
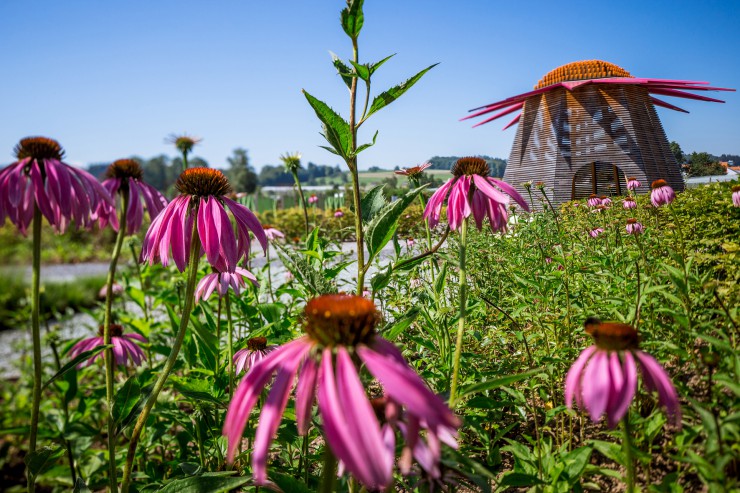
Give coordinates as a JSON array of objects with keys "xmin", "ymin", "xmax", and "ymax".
[{"xmin": 1, "ymin": 0, "xmax": 738, "ymax": 171}]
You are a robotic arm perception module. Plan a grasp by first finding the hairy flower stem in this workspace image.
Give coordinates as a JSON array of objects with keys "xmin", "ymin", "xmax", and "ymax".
[
  {"xmin": 450, "ymin": 218, "xmax": 468, "ymax": 406},
  {"xmin": 121, "ymin": 221, "xmax": 201, "ymax": 493},
  {"xmin": 28, "ymin": 205, "xmax": 43, "ymax": 493},
  {"xmin": 266, "ymin": 247, "xmax": 275, "ymax": 303},
  {"xmin": 320, "ymin": 447, "xmax": 338, "ymax": 493},
  {"xmin": 49, "ymin": 339, "xmax": 77, "ymax": 485},
  {"xmin": 293, "ymin": 171, "xmax": 310, "ymax": 235},
  {"xmin": 130, "ymin": 243, "xmax": 150, "ymax": 322},
  {"xmin": 181, "ymin": 150, "xmax": 189, "ymax": 174},
  {"xmin": 622, "ymin": 414, "xmax": 636, "ymax": 493},
  {"xmin": 226, "ymin": 293, "xmax": 234, "ymax": 399},
  {"xmin": 348, "ymin": 37, "xmax": 365, "ymax": 297},
  {"xmin": 104, "ymin": 189, "xmax": 130, "ymax": 493}
]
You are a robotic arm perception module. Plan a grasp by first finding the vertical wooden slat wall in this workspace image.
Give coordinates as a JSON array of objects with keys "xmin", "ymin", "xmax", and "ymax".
[{"xmin": 502, "ymin": 83, "xmax": 685, "ymax": 208}]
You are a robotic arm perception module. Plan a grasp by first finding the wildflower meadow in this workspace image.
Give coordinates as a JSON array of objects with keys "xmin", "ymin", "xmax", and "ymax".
[{"xmin": 1, "ymin": 2, "xmax": 739, "ymax": 492}]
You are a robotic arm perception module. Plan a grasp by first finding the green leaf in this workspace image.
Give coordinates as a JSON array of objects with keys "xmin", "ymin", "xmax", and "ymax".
[
  {"xmin": 563, "ymin": 446, "xmax": 592, "ymax": 482},
  {"xmin": 359, "ymin": 185, "xmax": 388, "ymax": 223},
  {"xmin": 371, "ymin": 265, "xmax": 393, "ymax": 292},
  {"xmin": 157, "ymin": 475, "xmax": 250, "ymax": 493},
  {"xmin": 330, "ymin": 51, "xmax": 354, "ymax": 88},
  {"xmin": 355, "ymin": 130, "xmax": 378, "ymax": 155},
  {"xmin": 303, "ymin": 90, "xmax": 351, "ymax": 159},
  {"xmin": 459, "ymin": 367, "xmax": 544, "ymax": 398},
  {"xmin": 365, "ymin": 63, "xmax": 438, "ymax": 119},
  {"xmin": 25, "ymin": 446, "xmax": 65, "ymax": 477},
  {"xmin": 42, "ymin": 345, "xmax": 111, "ymax": 391},
  {"xmin": 383, "ymin": 307, "xmax": 420, "ymax": 340},
  {"xmin": 365, "ymin": 185, "xmax": 426, "ymax": 261},
  {"xmin": 349, "ymin": 60, "xmax": 370, "ymax": 81},
  {"xmin": 276, "ymin": 244, "xmax": 337, "ymax": 296},
  {"xmin": 113, "ymin": 375, "xmax": 141, "ymax": 425},
  {"xmin": 500, "ymin": 472, "xmax": 546, "ymax": 487},
  {"xmin": 340, "ymin": 0, "xmax": 364, "ymax": 38},
  {"xmin": 368, "ymin": 54, "xmax": 396, "ymax": 76},
  {"xmin": 172, "ymin": 377, "xmax": 224, "ymax": 408},
  {"xmin": 271, "ymin": 472, "xmax": 314, "ymax": 493}
]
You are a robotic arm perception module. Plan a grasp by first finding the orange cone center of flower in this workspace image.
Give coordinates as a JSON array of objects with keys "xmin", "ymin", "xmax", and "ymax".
[
  {"xmin": 168, "ymin": 134, "xmax": 201, "ymax": 154},
  {"xmin": 107, "ymin": 159, "xmax": 144, "ymax": 180},
  {"xmin": 303, "ymin": 294, "xmax": 379, "ymax": 347},
  {"xmin": 584, "ymin": 318, "xmax": 639, "ymax": 351},
  {"xmin": 628, "ymin": 177, "xmax": 637, "ymax": 181},
  {"xmin": 175, "ymin": 167, "xmax": 232, "ymax": 197},
  {"xmin": 247, "ymin": 337, "xmax": 268, "ymax": 351},
  {"xmin": 14, "ymin": 137, "xmax": 64, "ymax": 161},
  {"xmin": 626, "ymin": 218, "xmax": 638, "ymax": 225},
  {"xmin": 732, "ymin": 185, "xmax": 740, "ymax": 193},
  {"xmin": 651, "ymin": 179, "xmax": 668, "ymax": 189},
  {"xmin": 451, "ymin": 157, "xmax": 490, "ymax": 177},
  {"xmin": 262, "ymin": 224, "xmax": 274, "ymax": 230},
  {"xmin": 98, "ymin": 323, "xmax": 124, "ymax": 337}
]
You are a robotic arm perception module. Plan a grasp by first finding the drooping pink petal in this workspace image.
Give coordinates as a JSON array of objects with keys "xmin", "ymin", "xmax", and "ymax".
[
  {"xmin": 607, "ymin": 351, "xmax": 637, "ymax": 428},
  {"xmin": 295, "ymin": 357, "xmax": 318, "ymax": 435},
  {"xmin": 581, "ymin": 349, "xmax": 611, "ymax": 422},
  {"xmin": 423, "ymin": 178, "xmax": 454, "ymax": 229},
  {"xmin": 635, "ymin": 351, "xmax": 682, "ymax": 426},
  {"xmin": 565, "ymin": 346, "xmax": 597, "ymax": 409},
  {"xmin": 489, "ymin": 178, "xmax": 530, "ymax": 211}
]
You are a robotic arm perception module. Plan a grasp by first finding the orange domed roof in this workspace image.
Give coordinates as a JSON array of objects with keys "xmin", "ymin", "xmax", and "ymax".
[{"xmin": 535, "ymin": 60, "xmax": 633, "ymax": 89}]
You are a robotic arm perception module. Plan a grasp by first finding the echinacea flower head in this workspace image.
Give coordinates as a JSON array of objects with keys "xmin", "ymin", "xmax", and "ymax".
[
  {"xmin": 423, "ymin": 157, "xmax": 529, "ymax": 232},
  {"xmin": 279, "ymin": 152, "xmax": 302, "ymax": 173},
  {"xmin": 587, "ymin": 194, "xmax": 601, "ymax": 207},
  {"xmin": 308, "ymin": 194, "xmax": 319, "ymax": 204},
  {"xmin": 195, "ymin": 267, "xmax": 258, "ymax": 303},
  {"xmin": 334, "ymin": 208, "xmax": 344, "ymax": 218},
  {"xmin": 600, "ymin": 196, "xmax": 612, "ymax": 207},
  {"xmin": 626, "ymin": 176, "xmax": 641, "ymax": 191},
  {"xmin": 141, "ymin": 168, "xmax": 267, "ymax": 273},
  {"xmin": 233, "ymin": 337, "xmax": 279, "ymax": 375},
  {"xmin": 166, "ymin": 133, "xmax": 201, "ymax": 156},
  {"xmin": 589, "ymin": 227, "xmax": 604, "ymax": 238},
  {"xmin": 565, "ymin": 318, "xmax": 681, "ymax": 429},
  {"xmin": 223, "ymin": 294, "xmax": 459, "ymax": 490},
  {"xmin": 395, "ymin": 162, "xmax": 432, "ymax": 178},
  {"xmin": 732, "ymin": 185, "xmax": 740, "ymax": 207},
  {"xmin": 0, "ymin": 137, "xmax": 116, "ymax": 235},
  {"xmin": 623, "ymin": 197, "xmax": 637, "ymax": 210},
  {"xmin": 521, "ymin": 180, "xmax": 533, "ymax": 190},
  {"xmin": 262, "ymin": 224, "xmax": 285, "ymax": 241},
  {"xmin": 650, "ymin": 179, "xmax": 675, "ymax": 207},
  {"xmin": 625, "ymin": 218, "xmax": 644, "ymax": 235},
  {"xmin": 69, "ymin": 323, "xmax": 147, "ymax": 368},
  {"xmin": 99, "ymin": 159, "xmax": 168, "ymax": 234}
]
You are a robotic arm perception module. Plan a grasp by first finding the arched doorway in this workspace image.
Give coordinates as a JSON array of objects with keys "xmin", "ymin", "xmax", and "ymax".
[{"xmin": 571, "ymin": 162, "xmax": 628, "ymax": 200}]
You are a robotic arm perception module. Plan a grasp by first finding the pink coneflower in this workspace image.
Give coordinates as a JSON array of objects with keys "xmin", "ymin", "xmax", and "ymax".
[
  {"xmin": 195, "ymin": 267, "xmax": 258, "ymax": 303},
  {"xmin": 626, "ymin": 177, "xmax": 641, "ymax": 191},
  {"xmin": 0, "ymin": 137, "xmax": 115, "ymax": 234},
  {"xmin": 589, "ymin": 227, "xmax": 604, "ymax": 238},
  {"xmin": 600, "ymin": 196, "xmax": 612, "ymax": 207},
  {"xmin": 424, "ymin": 157, "xmax": 528, "ymax": 232},
  {"xmin": 98, "ymin": 282, "xmax": 124, "ymax": 300},
  {"xmin": 650, "ymin": 179, "xmax": 675, "ymax": 207},
  {"xmin": 334, "ymin": 208, "xmax": 344, "ymax": 218},
  {"xmin": 141, "ymin": 168, "xmax": 267, "ymax": 272},
  {"xmin": 99, "ymin": 159, "xmax": 167, "ymax": 234},
  {"xmin": 233, "ymin": 337, "xmax": 278, "ymax": 375},
  {"xmin": 262, "ymin": 224, "xmax": 285, "ymax": 241},
  {"xmin": 565, "ymin": 318, "xmax": 681, "ymax": 428},
  {"xmin": 732, "ymin": 185, "xmax": 740, "ymax": 207},
  {"xmin": 406, "ymin": 237, "xmax": 415, "ymax": 249},
  {"xmin": 69, "ymin": 324, "xmax": 147, "ymax": 368},
  {"xmin": 587, "ymin": 194, "xmax": 601, "ymax": 207},
  {"xmin": 308, "ymin": 194, "xmax": 318, "ymax": 204},
  {"xmin": 625, "ymin": 218, "xmax": 644, "ymax": 235},
  {"xmin": 395, "ymin": 162, "xmax": 432, "ymax": 178},
  {"xmin": 223, "ymin": 294, "xmax": 460, "ymax": 490},
  {"xmin": 623, "ymin": 197, "xmax": 637, "ymax": 210}
]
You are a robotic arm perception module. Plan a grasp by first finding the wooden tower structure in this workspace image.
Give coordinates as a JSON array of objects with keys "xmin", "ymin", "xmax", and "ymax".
[{"xmin": 464, "ymin": 60, "xmax": 733, "ymax": 205}]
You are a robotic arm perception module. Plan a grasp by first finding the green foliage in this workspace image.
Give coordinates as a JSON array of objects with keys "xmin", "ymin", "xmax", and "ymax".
[{"xmin": 685, "ymin": 151, "xmax": 727, "ymax": 177}]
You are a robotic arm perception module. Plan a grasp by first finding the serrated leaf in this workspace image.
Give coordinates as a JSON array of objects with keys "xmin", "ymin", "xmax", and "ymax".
[
  {"xmin": 355, "ymin": 130, "xmax": 378, "ymax": 154},
  {"xmin": 43, "ymin": 345, "xmax": 111, "ymax": 391},
  {"xmin": 25, "ymin": 446, "xmax": 65, "ymax": 476},
  {"xmin": 172, "ymin": 377, "xmax": 224, "ymax": 408},
  {"xmin": 365, "ymin": 63, "xmax": 438, "ymax": 119},
  {"xmin": 383, "ymin": 307, "xmax": 420, "ymax": 340},
  {"xmin": 303, "ymin": 90, "xmax": 351, "ymax": 159},
  {"xmin": 157, "ymin": 475, "xmax": 250, "ymax": 493},
  {"xmin": 358, "ymin": 184, "xmax": 387, "ymax": 223},
  {"xmin": 371, "ymin": 265, "xmax": 393, "ymax": 292},
  {"xmin": 113, "ymin": 375, "xmax": 141, "ymax": 425},
  {"xmin": 330, "ymin": 51, "xmax": 354, "ymax": 89},
  {"xmin": 348, "ymin": 60, "xmax": 370, "ymax": 81},
  {"xmin": 459, "ymin": 367, "xmax": 544, "ymax": 398},
  {"xmin": 276, "ymin": 244, "xmax": 336, "ymax": 296},
  {"xmin": 368, "ymin": 54, "xmax": 395, "ymax": 76},
  {"xmin": 365, "ymin": 185, "xmax": 426, "ymax": 261},
  {"xmin": 340, "ymin": 0, "xmax": 364, "ymax": 38}
]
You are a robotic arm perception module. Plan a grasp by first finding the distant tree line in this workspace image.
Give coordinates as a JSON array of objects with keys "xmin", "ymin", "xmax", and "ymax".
[
  {"xmin": 258, "ymin": 162, "xmax": 345, "ymax": 186},
  {"xmin": 670, "ymin": 141, "xmax": 730, "ymax": 178},
  {"xmin": 424, "ymin": 155, "xmax": 507, "ymax": 177}
]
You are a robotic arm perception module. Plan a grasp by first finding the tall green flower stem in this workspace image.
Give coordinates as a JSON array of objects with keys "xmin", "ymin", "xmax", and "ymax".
[
  {"xmin": 348, "ymin": 37, "xmax": 365, "ymax": 297},
  {"xmin": 49, "ymin": 338, "xmax": 77, "ymax": 485},
  {"xmin": 266, "ymin": 247, "xmax": 276, "ymax": 303},
  {"xmin": 28, "ymin": 205, "xmax": 43, "ymax": 493},
  {"xmin": 320, "ymin": 447, "xmax": 338, "ymax": 493},
  {"xmin": 449, "ymin": 218, "xmax": 468, "ymax": 406},
  {"xmin": 226, "ymin": 293, "xmax": 235, "ymax": 399},
  {"xmin": 121, "ymin": 222, "xmax": 201, "ymax": 493},
  {"xmin": 129, "ymin": 242, "xmax": 150, "ymax": 322},
  {"xmin": 622, "ymin": 414, "xmax": 636, "ymax": 493},
  {"xmin": 292, "ymin": 171, "xmax": 310, "ymax": 235},
  {"xmin": 103, "ymin": 188, "xmax": 130, "ymax": 493}
]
